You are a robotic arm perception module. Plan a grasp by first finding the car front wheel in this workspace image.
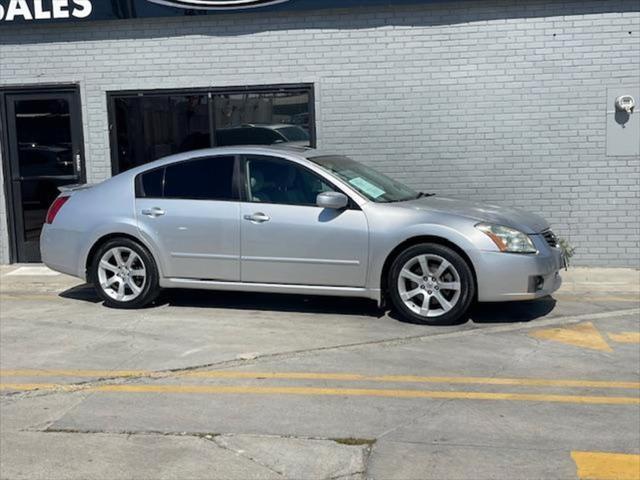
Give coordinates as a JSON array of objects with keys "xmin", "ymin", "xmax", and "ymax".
[
  {"xmin": 388, "ymin": 243, "xmax": 475, "ymax": 325},
  {"xmin": 90, "ymin": 237, "xmax": 160, "ymax": 309}
]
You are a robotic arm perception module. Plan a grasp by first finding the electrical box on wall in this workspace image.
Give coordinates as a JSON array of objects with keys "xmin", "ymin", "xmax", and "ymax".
[{"xmin": 606, "ymin": 85, "xmax": 640, "ymax": 156}]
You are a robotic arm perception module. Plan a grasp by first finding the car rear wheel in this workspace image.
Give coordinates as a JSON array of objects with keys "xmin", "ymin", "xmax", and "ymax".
[
  {"xmin": 388, "ymin": 243, "xmax": 475, "ymax": 325},
  {"xmin": 90, "ymin": 237, "xmax": 160, "ymax": 309}
]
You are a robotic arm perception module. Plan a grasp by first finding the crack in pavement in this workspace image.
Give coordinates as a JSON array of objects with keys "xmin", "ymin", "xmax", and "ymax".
[
  {"xmin": 329, "ymin": 470, "xmax": 366, "ymax": 480},
  {"xmin": 34, "ymin": 428, "xmax": 372, "ymax": 480},
  {"xmin": 2, "ymin": 307, "xmax": 638, "ymax": 403},
  {"xmin": 209, "ymin": 435, "xmax": 286, "ymax": 478},
  {"xmin": 32, "ymin": 429, "xmax": 284, "ymax": 477},
  {"xmin": 376, "ymin": 397, "xmax": 452, "ymax": 441},
  {"xmin": 358, "ymin": 440, "xmax": 374, "ymax": 480},
  {"xmin": 40, "ymin": 427, "xmax": 220, "ymax": 439}
]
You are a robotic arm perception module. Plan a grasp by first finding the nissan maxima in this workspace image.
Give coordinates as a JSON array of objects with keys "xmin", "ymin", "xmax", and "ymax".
[{"xmin": 41, "ymin": 146, "xmax": 564, "ymax": 325}]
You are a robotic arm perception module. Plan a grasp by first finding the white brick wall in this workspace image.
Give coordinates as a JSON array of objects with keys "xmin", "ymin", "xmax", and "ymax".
[{"xmin": 1, "ymin": 0, "xmax": 639, "ymax": 266}]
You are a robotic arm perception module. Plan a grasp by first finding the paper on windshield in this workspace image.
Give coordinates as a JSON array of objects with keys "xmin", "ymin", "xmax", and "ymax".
[{"xmin": 349, "ymin": 177, "xmax": 385, "ymax": 199}]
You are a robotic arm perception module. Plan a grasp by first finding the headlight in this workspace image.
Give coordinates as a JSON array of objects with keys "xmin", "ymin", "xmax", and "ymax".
[{"xmin": 476, "ymin": 223, "xmax": 538, "ymax": 254}]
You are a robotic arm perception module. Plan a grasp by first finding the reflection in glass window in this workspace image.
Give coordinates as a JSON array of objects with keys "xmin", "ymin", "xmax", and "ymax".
[
  {"xmin": 214, "ymin": 91, "xmax": 311, "ymax": 147},
  {"xmin": 115, "ymin": 95, "xmax": 210, "ymax": 172},
  {"xmin": 245, "ymin": 156, "xmax": 333, "ymax": 206},
  {"xmin": 14, "ymin": 99, "xmax": 76, "ymax": 243},
  {"xmin": 15, "ymin": 99, "xmax": 74, "ymax": 178},
  {"xmin": 112, "ymin": 86, "xmax": 314, "ymax": 174}
]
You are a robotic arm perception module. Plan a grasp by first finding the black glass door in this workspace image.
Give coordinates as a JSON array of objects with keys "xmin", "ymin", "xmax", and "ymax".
[{"xmin": 4, "ymin": 90, "xmax": 85, "ymax": 263}]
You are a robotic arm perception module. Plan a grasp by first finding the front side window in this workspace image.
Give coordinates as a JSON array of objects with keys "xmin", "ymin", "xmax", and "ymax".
[
  {"xmin": 136, "ymin": 156, "xmax": 236, "ymax": 201},
  {"xmin": 245, "ymin": 156, "xmax": 334, "ymax": 206},
  {"xmin": 310, "ymin": 155, "xmax": 419, "ymax": 203}
]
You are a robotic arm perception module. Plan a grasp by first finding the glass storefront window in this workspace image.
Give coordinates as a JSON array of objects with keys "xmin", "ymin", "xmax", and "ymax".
[
  {"xmin": 114, "ymin": 94, "xmax": 211, "ymax": 172},
  {"xmin": 214, "ymin": 91, "xmax": 311, "ymax": 147},
  {"xmin": 110, "ymin": 86, "xmax": 314, "ymax": 174}
]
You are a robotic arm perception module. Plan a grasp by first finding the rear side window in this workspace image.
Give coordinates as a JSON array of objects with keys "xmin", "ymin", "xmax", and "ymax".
[
  {"xmin": 136, "ymin": 156, "xmax": 236, "ymax": 200},
  {"xmin": 138, "ymin": 168, "xmax": 164, "ymax": 198}
]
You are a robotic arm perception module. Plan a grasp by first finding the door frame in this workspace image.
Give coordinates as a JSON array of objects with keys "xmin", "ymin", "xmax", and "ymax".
[{"xmin": 0, "ymin": 84, "xmax": 86, "ymax": 264}]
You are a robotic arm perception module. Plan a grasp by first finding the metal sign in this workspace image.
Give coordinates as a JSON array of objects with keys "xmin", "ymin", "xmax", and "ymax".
[
  {"xmin": 0, "ymin": 1, "xmax": 93, "ymax": 21},
  {"xmin": 0, "ymin": 0, "xmax": 436, "ymax": 23},
  {"xmin": 147, "ymin": 0, "xmax": 292, "ymax": 9}
]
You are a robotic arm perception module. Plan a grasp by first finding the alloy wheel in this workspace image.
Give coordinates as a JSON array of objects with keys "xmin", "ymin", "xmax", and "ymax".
[
  {"xmin": 97, "ymin": 247, "xmax": 147, "ymax": 302},
  {"xmin": 396, "ymin": 253, "xmax": 462, "ymax": 318}
]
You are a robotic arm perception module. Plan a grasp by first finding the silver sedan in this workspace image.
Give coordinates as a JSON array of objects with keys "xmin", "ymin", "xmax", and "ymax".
[{"xmin": 41, "ymin": 146, "xmax": 564, "ymax": 325}]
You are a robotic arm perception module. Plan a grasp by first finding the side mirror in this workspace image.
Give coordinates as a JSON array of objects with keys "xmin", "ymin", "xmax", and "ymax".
[{"xmin": 317, "ymin": 191, "xmax": 348, "ymax": 210}]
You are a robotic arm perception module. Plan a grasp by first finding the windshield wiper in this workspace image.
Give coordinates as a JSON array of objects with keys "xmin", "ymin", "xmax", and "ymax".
[{"xmin": 416, "ymin": 192, "xmax": 436, "ymax": 199}]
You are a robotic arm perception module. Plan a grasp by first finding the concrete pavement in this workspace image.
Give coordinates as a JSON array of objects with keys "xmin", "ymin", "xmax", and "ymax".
[{"xmin": 0, "ymin": 266, "xmax": 638, "ymax": 479}]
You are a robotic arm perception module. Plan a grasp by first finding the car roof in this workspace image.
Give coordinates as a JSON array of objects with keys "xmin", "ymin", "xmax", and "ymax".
[
  {"xmin": 122, "ymin": 145, "xmax": 342, "ymax": 177},
  {"xmin": 268, "ymin": 144, "xmax": 340, "ymax": 159}
]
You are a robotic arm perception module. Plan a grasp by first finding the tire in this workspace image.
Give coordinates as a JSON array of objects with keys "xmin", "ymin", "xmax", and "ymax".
[
  {"xmin": 388, "ymin": 243, "xmax": 475, "ymax": 325},
  {"xmin": 89, "ymin": 237, "xmax": 160, "ymax": 309}
]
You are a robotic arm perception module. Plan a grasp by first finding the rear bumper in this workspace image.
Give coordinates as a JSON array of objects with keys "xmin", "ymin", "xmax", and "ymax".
[
  {"xmin": 40, "ymin": 225, "xmax": 86, "ymax": 280},
  {"xmin": 475, "ymin": 243, "xmax": 564, "ymax": 302}
]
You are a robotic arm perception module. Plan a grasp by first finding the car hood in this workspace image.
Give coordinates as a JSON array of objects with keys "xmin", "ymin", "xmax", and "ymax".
[{"xmin": 400, "ymin": 196, "xmax": 549, "ymax": 234}]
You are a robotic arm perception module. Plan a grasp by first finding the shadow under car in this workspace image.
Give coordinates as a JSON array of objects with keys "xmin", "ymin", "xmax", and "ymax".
[{"xmin": 59, "ymin": 284, "xmax": 556, "ymax": 324}]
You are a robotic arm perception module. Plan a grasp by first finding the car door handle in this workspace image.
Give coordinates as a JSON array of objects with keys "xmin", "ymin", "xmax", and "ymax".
[
  {"xmin": 243, "ymin": 212, "xmax": 270, "ymax": 224},
  {"xmin": 141, "ymin": 207, "xmax": 166, "ymax": 218}
]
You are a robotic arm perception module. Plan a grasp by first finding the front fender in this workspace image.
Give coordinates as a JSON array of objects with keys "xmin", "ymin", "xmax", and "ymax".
[{"xmin": 366, "ymin": 221, "xmax": 492, "ymax": 293}]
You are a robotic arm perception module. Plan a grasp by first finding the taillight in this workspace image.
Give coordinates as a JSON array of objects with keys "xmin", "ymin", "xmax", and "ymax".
[{"xmin": 46, "ymin": 196, "xmax": 70, "ymax": 224}]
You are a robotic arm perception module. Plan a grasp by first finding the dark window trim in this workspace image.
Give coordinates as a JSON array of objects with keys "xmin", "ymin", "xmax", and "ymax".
[
  {"xmin": 0, "ymin": 83, "xmax": 85, "ymax": 264},
  {"xmin": 239, "ymin": 154, "xmax": 360, "ymax": 210},
  {"xmin": 107, "ymin": 83, "xmax": 315, "ymax": 176},
  {"xmin": 135, "ymin": 154, "xmax": 241, "ymax": 202}
]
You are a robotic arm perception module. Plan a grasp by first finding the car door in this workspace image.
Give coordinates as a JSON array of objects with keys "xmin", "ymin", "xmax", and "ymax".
[
  {"xmin": 135, "ymin": 155, "xmax": 241, "ymax": 280},
  {"xmin": 240, "ymin": 155, "xmax": 369, "ymax": 287}
]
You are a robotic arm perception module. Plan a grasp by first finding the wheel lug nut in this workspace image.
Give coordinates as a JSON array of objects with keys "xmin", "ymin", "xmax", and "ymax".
[{"xmin": 427, "ymin": 290, "xmax": 432, "ymax": 295}]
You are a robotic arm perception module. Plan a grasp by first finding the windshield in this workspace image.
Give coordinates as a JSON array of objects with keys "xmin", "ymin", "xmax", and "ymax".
[
  {"xmin": 276, "ymin": 126, "xmax": 310, "ymax": 142},
  {"xmin": 310, "ymin": 155, "xmax": 419, "ymax": 203}
]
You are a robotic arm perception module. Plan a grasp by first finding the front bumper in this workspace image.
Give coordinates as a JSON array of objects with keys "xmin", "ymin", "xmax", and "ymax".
[{"xmin": 475, "ymin": 241, "xmax": 564, "ymax": 302}]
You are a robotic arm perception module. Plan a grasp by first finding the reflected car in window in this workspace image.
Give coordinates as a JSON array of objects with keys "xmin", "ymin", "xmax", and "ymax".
[
  {"xmin": 216, "ymin": 124, "xmax": 310, "ymax": 147},
  {"xmin": 41, "ymin": 146, "xmax": 564, "ymax": 325}
]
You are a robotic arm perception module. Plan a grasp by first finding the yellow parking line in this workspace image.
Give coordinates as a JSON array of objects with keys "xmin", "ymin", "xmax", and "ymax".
[
  {"xmin": 0, "ymin": 383, "xmax": 67, "ymax": 391},
  {"xmin": 572, "ymin": 451, "xmax": 640, "ymax": 480},
  {"xmin": 181, "ymin": 372, "xmax": 640, "ymax": 390},
  {"xmin": 530, "ymin": 322, "xmax": 613, "ymax": 352},
  {"xmin": 1, "ymin": 369, "xmax": 638, "ymax": 390},
  {"xmin": 1, "ymin": 383, "xmax": 639, "ymax": 405},
  {"xmin": 608, "ymin": 332, "xmax": 640, "ymax": 344}
]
